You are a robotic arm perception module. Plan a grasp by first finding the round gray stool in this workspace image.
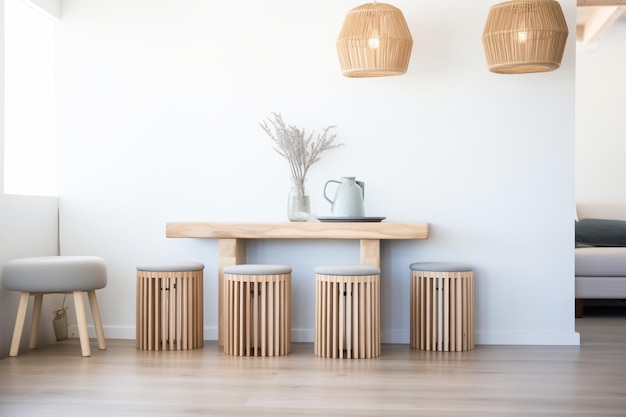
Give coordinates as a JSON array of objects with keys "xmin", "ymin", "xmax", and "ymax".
[
  {"xmin": 314, "ymin": 265, "xmax": 381, "ymax": 359},
  {"xmin": 409, "ymin": 262, "xmax": 475, "ymax": 352},
  {"xmin": 2, "ymin": 256, "xmax": 108, "ymax": 357},
  {"xmin": 136, "ymin": 262, "xmax": 204, "ymax": 351},
  {"xmin": 223, "ymin": 264, "xmax": 292, "ymax": 357}
]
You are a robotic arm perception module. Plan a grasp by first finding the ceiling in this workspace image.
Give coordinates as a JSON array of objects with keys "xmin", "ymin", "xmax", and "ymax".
[{"xmin": 577, "ymin": 0, "xmax": 626, "ymax": 44}]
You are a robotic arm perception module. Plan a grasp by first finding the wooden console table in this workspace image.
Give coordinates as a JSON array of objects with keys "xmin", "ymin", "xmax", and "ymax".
[{"xmin": 166, "ymin": 222, "xmax": 429, "ymax": 345}]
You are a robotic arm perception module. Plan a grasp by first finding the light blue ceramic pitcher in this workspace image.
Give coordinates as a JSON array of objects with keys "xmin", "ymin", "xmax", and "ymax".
[{"xmin": 323, "ymin": 177, "xmax": 365, "ymax": 217}]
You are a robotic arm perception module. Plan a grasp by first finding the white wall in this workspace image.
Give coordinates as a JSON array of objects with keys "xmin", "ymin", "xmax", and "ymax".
[
  {"xmin": 576, "ymin": 16, "xmax": 626, "ymax": 203},
  {"xmin": 20, "ymin": 0, "xmax": 60, "ymax": 19},
  {"xmin": 56, "ymin": 0, "xmax": 579, "ymax": 345},
  {"xmin": 0, "ymin": 0, "xmax": 60, "ymax": 359}
]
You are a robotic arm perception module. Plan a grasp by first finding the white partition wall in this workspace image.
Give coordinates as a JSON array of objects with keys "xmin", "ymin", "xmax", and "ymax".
[{"xmin": 0, "ymin": 0, "xmax": 60, "ymax": 359}]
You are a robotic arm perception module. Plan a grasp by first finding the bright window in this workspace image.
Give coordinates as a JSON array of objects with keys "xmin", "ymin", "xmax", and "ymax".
[{"xmin": 4, "ymin": 0, "xmax": 57, "ymax": 196}]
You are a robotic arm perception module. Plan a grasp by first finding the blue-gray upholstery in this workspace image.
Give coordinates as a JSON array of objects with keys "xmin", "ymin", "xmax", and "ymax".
[
  {"xmin": 136, "ymin": 262, "xmax": 204, "ymax": 273},
  {"xmin": 224, "ymin": 264, "xmax": 291, "ymax": 275},
  {"xmin": 409, "ymin": 262, "xmax": 473, "ymax": 273},
  {"xmin": 314, "ymin": 265, "xmax": 380, "ymax": 276}
]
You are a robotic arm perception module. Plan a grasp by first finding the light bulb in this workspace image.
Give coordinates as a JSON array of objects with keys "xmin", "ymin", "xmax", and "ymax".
[
  {"xmin": 368, "ymin": 28, "xmax": 380, "ymax": 49},
  {"xmin": 518, "ymin": 31, "xmax": 528, "ymax": 43}
]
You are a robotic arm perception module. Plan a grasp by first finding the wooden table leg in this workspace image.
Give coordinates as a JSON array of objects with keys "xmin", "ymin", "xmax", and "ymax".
[
  {"xmin": 360, "ymin": 239, "xmax": 380, "ymax": 268},
  {"xmin": 218, "ymin": 238, "xmax": 246, "ymax": 346}
]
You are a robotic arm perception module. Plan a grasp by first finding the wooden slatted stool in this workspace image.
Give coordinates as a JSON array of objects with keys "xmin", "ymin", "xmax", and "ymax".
[
  {"xmin": 136, "ymin": 262, "xmax": 204, "ymax": 351},
  {"xmin": 223, "ymin": 264, "xmax": 292, "ymax": 357},
  {"xmin": 314, "ymin": 265, "xmax": 381, "ymax": 359},
  {"xmin": 410, "ymin": 262, "xmax": 475, "ymax": 352}
]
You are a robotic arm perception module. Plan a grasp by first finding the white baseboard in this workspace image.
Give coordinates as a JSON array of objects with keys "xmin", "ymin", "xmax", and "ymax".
[
  {"xmin": 475, "ymin": 330, "xmax": 580, "ymax": 346},
  {"xmin": 70, "ymin": 325, "xmax": 581, "ymax": 346}
]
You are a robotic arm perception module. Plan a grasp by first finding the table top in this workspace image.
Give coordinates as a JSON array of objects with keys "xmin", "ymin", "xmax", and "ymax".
[{"xmin": 166, "ymin": 221, "xmax": 429, "ymax": 240}]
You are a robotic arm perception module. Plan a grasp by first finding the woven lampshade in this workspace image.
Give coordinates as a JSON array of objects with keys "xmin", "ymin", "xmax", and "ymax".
[
  {"xmin": 482, "ymin": 0, "xmax": 568, "ymax": 74},
  {"xmin": 336, "ymin": 2, "xmax": 413, "ymax": 78}
]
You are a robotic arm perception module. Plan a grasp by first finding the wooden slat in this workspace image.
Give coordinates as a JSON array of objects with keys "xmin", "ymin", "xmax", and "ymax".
[
  {"xmin": 338, "ymin": 281, "xmax": 345, "ymax": 358},
  {"xmin": 136, "ymin": 277, "xmax": 142, "ymax": 349},
  {"xmin": 263, "ymin": 280, "xmax": 268, "ymax": 357},
  {"xmin": 366, "ymin": 276, "xmax": 372, "ymax": 358},
  {"xmin": 443, "ymin": 277, "xmax": 449, "ymax": 352},
  {"xmin": 455, "ymin": 278, "xmax": 461, "ymax": 351},
  {"xmin": 424, "ymin": 277, "xmax": 428, "ymax": 350},
  {"xmin": 167, "ymin": 277, "xmax": 173, "ymax": 350},
  {"xmin": 148, "ymin": 276, "xmax": 155, "ymax": 350},
  {"xmin": 332, "ymin": 278, "xmax": 336, "ymax": 357},
  {"xmin": 346, "ymin": 282, "xmax": 352, "ymax": 358},
  {"xmin": 450, "ymin": 278, "xmax": 456, "ymax": 351}
]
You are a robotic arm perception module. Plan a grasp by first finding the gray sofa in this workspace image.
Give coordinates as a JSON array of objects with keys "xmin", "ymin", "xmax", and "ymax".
[{"xmin": 575, "ymin": 203, "xmax": 626, "ymax": 317}]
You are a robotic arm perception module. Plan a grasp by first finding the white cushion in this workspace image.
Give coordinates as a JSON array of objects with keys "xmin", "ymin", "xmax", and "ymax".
[
  {"xmin": 315, "ymin": 265, "xmax": 380, "ymax": 276},
  {"xmin": 575, "ymin": 247, "xmax": 626, "ymax": 277},
  {"xmin": 136, "ymin": 262, "xmax": 204, "ymax": 272}
]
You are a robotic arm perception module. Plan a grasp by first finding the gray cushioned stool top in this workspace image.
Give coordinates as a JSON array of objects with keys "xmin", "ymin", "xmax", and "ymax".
[
  {"xmin": 136, "ymin": 262, "xmax": 204, "ymax": 272},
  {"xmin": 315, "ymin": 265, "xmax": 381, "ymax": 276},
  {"xmin": 2, "ymin": 256, "xmax": 107, "ymax": 293},
  {"xmin": 410, "ymin": 262, "xmax": 473, "ymax": 272},
  {"xmin": 223, "ymin": 264, "xmax": 291, "ymax": 275}
]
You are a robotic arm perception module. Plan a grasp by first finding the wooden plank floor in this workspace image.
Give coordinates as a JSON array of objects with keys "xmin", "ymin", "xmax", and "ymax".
[{"xmin": 1, "ymin": 308, "xmax": 625, "ymax": 417}]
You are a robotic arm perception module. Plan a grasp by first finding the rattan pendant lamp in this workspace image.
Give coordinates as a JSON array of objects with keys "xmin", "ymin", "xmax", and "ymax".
[
  {"xmin": 336, "ymin": 2, "xmax": 413, "ymax": 77},
  {"xmin": 482, "ymin": 0, "xmax": 568, "ymax": 74}
]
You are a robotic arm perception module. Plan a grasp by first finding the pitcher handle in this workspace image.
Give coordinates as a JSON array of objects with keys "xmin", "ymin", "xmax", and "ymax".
[
  {"xmin": 356, "ymin": 180, "xmax": 365, "ymax": 200},
  {"xmin": 323, "ymin": 180, "xmax": 340, "ymax": 204}
]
